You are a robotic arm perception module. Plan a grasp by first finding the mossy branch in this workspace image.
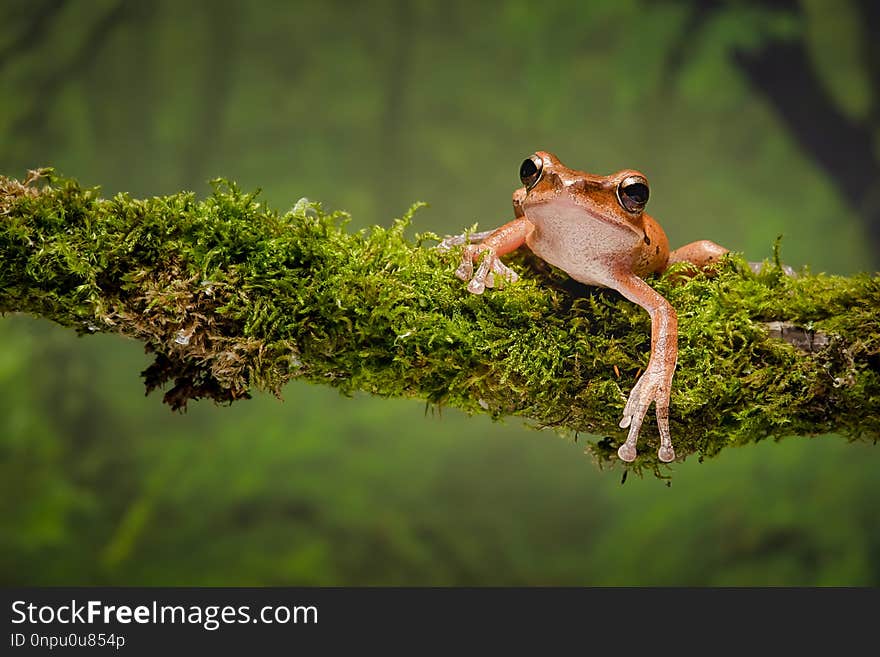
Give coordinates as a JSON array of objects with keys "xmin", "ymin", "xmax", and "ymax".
[{"xmin": 2, "ymin": 170, "xmax": 879, "ymax": 471}]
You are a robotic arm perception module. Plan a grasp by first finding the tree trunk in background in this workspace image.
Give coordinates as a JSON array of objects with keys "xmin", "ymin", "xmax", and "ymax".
[
  {"xmin": 733, "ymin": 38, "xmax": 880, "ymax": 267},
  {"xmin": 11, "ymin": 2, "xmax": 129, "ymax": 138},
  {"xmin": 181, "ymin": 0, "xmax": 241, "ymax": 193},
  {"xmin": 0, "ymin": 0, "xmax": 69, "ymax": 75},
  {"xmin": 659, "ymin": 0, "xmax": 880, "ymax": 267},
  {"xmin": 856, "ymin": 0, "xmax": 880, "ymax": 127},
  {"xmin": 376, "ymin": 0, "xmax": 414, "ymax": 223},
  {"xmin": 82, "ymin": 1, "xmax": 159, "ymax": 195}
]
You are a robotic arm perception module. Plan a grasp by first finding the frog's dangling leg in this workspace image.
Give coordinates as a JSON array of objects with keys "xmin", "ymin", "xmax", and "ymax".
[{"xmin": 611, "ymin": 272, "xmax": 679, "ymax": 463}]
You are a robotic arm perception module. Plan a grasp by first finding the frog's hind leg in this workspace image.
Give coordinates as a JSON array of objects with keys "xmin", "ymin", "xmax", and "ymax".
[
  {"xmin": 667, "ymin": 240, "xmax": 728, "ymax": 270},
  {"xmin": 669, "ymin": 240, "xmax": 797, "ymax": 277}
]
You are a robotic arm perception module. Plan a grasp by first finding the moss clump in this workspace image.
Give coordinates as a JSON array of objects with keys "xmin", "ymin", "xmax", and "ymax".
[{"xmin": 1, "ymin": 170, "xmax": 878, "ymax": 472}]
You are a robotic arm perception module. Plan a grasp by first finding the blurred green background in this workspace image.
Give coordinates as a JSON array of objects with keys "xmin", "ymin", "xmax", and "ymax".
[{"xmin": 1, "ymin": 0, "xmax": 879, "ymax": 585}]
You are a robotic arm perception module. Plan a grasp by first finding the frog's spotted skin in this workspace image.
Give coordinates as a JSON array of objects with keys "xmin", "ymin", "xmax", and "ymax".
[{"xmin": 441, "ymin": 151, "xmax": 728, "ymax": 463}]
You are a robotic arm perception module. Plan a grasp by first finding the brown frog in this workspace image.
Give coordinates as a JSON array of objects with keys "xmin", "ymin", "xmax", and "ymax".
[{"xmin": 440, "ymin": 151, "xmax": 728, "ymax": 463}]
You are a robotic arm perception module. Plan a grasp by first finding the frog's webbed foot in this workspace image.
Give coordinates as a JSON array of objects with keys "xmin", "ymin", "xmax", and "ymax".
[
  {"xmin": 439, "ymin": 220, "xmax": 532, "ymax": 295},
  {"xmin": 454, "ymin": 244, "xmax": 519, "ymax": 294},
  {"xmin": 617, "ymin": 364, "xmax": 675, "ymax": 463},
  {"xmin": 437, "ymin": 230, "xmax": 518, "ymax": 293}
]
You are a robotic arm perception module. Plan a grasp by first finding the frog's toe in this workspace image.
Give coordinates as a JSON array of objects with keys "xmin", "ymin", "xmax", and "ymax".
[
  {"xmin": 467, "ymin": 278, "xmax": 486, "ymax": 295},
  {"xmin": 621, "ymin": 376, "xmax": 646, "ymax": 416},
  {"xmin": 455, "ymin": 250, "xmax": 475, "ymax": 281},
  {"xmin": 748, "ymin": 261, "xmax": 797, "ymax": 278},
  {"xmin": 436, "ymin": 238, "xmax": 457, "ymax": 253},
  {"xmin": 617, "ymin": 401, "xmax": 647, "ymax": 462},
  {"xmin": 491, "ymin": 259, "xmax": 519, "ymax": 285},
  {"xmin": 656, "ymin": 401, "xmax": 675, "ymax": 463},
  {"xmin": 437, "ymin": 229, "xmax": 495, "ymax": 253},
  {"xmin": 618, "ymin": 443, "xmax": 637, "ymax": 462}
]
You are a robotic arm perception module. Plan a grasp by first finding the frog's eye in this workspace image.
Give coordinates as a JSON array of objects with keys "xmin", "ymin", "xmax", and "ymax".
[
  {"xmin": 617, "ymin": 175, "xmax": 649, "ymax": 213},
  {"xmin": 519, "ymin": 155, "xmax": 543, "ymax": 191}
]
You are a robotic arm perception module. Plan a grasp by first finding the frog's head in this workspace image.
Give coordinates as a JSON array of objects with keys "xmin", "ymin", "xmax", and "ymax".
[{"xmin": 517, "ymin": 151, "xmax": 650, "ymax": 237}]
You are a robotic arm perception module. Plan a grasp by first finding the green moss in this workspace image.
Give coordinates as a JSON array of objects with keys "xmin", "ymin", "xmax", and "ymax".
[{"xmin": 1, "ymin": 170, "xmax": 878, "ymax": 472}]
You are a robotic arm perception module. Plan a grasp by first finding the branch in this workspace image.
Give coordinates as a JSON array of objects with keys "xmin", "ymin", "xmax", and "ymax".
[
  {"xmin": 179, "ymin": 0, "xmax": 241, "ymax": 191},
  {"xmin": 1, "ymin": 171, "xmax": 878, "ymax": 472}
]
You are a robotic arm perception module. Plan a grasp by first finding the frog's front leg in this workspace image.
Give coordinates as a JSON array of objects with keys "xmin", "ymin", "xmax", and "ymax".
[
  {"xmin": 436, "ymin": 229, "xmax": 496, "ymax": 252},
  {"xmin": 611, "ymin": 272, "xmax": 678, "ymax": 463},
  {"xmin": 446, "ymin": 217, "xmax": 534, "ymax": 294}
]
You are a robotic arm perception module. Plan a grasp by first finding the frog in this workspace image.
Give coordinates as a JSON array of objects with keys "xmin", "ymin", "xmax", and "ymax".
[{"xmin": 439, "ymin": 151, "xmax": 729, "ymax": 463}]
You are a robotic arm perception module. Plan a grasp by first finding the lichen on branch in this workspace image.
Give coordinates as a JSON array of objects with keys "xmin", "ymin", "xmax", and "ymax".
[{"xmin": 1, "ymin": 170, "xmax": 878, "ymax": 471}]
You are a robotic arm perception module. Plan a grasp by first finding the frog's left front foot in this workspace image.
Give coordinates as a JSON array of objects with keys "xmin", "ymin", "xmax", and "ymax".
[{"xmin": 617, "ymin": 364, "xmax": 675, "ymax": 463}]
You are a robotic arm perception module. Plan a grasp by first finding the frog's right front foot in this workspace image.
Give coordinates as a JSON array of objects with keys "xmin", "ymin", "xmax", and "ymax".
[
  {"xmin": 440, "ymin": 219, "xmax": 532, "ymax": 295},
  {"xmin": 439, "ymin": 231, "xmax": 519, "ymax": 295},
  {"xmin": 454, "ymin": 244, "xmax": 519, "ymax": 294}
]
